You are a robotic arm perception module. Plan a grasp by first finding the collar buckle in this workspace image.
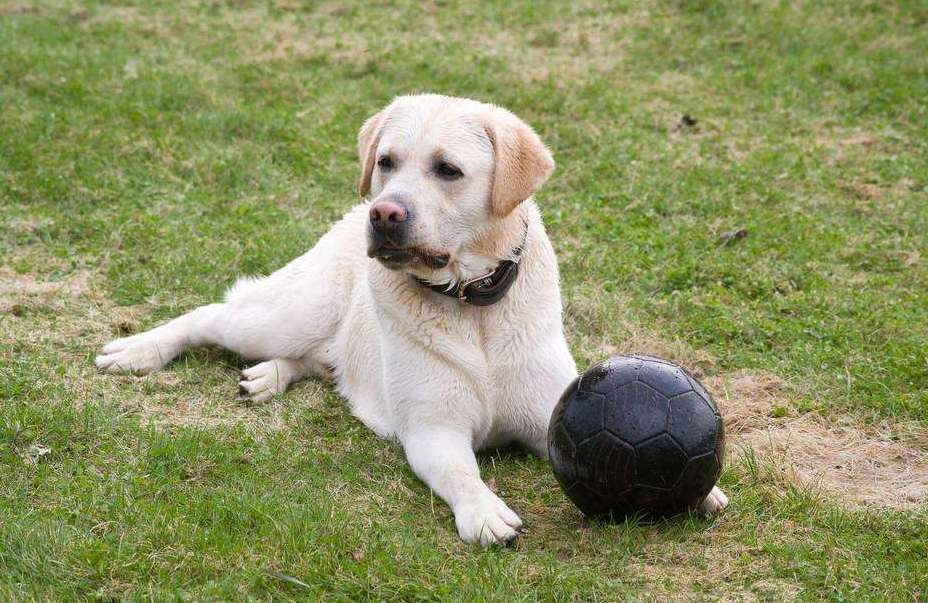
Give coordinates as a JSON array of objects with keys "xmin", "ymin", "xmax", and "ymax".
[{"xmin": 456, "ymin": 269, "xmax": 496, "ymax": 302}]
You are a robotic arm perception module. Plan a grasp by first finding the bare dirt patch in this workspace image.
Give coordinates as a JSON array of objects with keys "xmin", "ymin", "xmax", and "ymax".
[{"xmin": 709, "ymin": 370, "xmax": 928, "ymax": 510}]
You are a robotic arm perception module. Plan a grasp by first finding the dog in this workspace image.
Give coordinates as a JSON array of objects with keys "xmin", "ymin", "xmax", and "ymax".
[{"xmin": 96, "ymin": 94, "xmax": 728, "ymax": 545}]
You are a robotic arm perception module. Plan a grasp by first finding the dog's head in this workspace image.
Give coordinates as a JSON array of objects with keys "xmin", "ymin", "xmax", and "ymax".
[{"xmin": 358, "ymin": 95, "xmax": 554, "ymax": 278}]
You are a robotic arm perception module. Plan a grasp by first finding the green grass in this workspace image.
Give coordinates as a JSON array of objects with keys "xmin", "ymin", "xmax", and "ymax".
[{"xmin": 1, "ymin": 0, "xmax": 926, "ymax": 600}]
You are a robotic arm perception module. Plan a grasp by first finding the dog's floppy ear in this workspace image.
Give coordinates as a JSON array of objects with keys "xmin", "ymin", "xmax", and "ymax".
[
  {"xmin": 483, "ymin": 109, "xmax": 555, "ymax": 216},
  {"xmin": 358, "ymin": 108, "xmax": 387, "ymax": 197}
]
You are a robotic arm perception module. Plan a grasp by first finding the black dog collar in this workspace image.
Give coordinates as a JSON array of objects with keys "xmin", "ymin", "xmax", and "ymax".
[{"xmin": 415, "ymin": 223, "xmax": 527, "ymax": 307}]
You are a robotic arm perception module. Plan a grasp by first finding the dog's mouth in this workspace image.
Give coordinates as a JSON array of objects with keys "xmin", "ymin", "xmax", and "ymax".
[{"xmin": 368, "ymin": 244, "xmax": 450, "ymax": 270}]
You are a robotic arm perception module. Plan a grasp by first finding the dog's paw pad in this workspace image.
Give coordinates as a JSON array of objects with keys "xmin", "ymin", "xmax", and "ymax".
[
  {"xmin": 95, "ymin": 339, "xmax": 171, "ymax": 374},
  {"xmin": 455, "ymin": 493, "xmax": 523, "ymax": 547},
  {"xmin": 699, "ymin": 486, "xmax": 729, "ymax": 515},
  {"xmin": 238, "ymin": 360, "xmax": 291, "ymax": 404}
]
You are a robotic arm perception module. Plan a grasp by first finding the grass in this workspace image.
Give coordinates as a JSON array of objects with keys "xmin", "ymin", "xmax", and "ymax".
[{"xmin": 1, "ymin": 0, "xmax": 926, "ymax": 600}]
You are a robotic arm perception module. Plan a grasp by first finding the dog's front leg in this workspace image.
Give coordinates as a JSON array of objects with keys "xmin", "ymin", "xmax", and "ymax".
[{"xmin": 402, "ymin": 427, "xmax": 522, "ymax": 546}]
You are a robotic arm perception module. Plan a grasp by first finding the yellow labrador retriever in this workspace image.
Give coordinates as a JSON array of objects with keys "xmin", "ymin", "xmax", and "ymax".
[{"xmin": 96, "ymin": 94, "xmax": 727, "ymax": 545}]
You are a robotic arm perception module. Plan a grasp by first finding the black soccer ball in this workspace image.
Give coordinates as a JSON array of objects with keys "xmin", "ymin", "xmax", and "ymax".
[{"xmin": 548, "ymin": 355, "xmax": 725, "ymax": 518}]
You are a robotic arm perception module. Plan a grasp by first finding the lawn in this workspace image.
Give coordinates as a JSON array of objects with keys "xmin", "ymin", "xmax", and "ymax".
[{"xmin": 1, "ymin": 0, "xmax": 927, "ymax": 600}]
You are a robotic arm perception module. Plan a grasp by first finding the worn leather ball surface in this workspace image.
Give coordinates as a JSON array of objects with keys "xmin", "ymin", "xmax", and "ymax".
[{"xmin": 548, "ymin": 355, "xmax": 725, "ymax": 518}]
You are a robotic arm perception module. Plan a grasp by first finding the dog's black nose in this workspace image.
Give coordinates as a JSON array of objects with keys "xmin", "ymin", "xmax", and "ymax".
[{"xmin": 369, "ymin": 199, "xmax": 408, "ymax": 231}]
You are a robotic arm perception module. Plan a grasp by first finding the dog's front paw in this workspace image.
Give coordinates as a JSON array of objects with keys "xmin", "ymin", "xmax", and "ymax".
[
  {"xmin": 698, "ymin": 486, "xmax": 729, "ymax": 515},
  {"xmin": 454, "ymin": 492, "xmax": 523, "ymax": 547},
  {"xmin": 95, "ymin": 337, "xmax": 173, "ymax": 374},
  {"xmin": 238, "ymin": 359, "xmax": 293, "ymax": 404}
]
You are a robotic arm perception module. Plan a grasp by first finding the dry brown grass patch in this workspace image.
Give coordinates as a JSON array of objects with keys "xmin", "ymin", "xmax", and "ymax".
[
  {"xmin": 0, "ymin": 264, "xmax": 149, "ymax": 344},
  {"xmin": 815, "ymin": 125, "xmax": 901, "ymax": 168},
  {"xmin": 1, "ymin": 259, "xmax": 327, "ymax": 433},
  {"xmin": 476, "ymin": 8, "xmax": 645, "ymax": 84},
  {"xmin": 126, "ymin": 370, "xmax": 328, "ymax": 434},
  {"xmin": 256, "ymin": 17, "xmax": 370, "ymax": 66},
  {"xmin": 0, "ymin": 266, "xmax": 94, "ymax": 313},
  {"xmin": 711, "ymin": 370, "xmax": 928, "ymax": 510},
  {"xmin": 629, "ymin": 537, "xmax": 803, "ymax": 602},
  {"xmin": 0, "ymin": 1, "xmax": 39, "ymax": 16}
]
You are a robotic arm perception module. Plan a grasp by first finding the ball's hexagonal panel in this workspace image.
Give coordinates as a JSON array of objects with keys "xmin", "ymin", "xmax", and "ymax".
[
  {"xmin": 578, "ymin": 356, "xmax": 641, "ymax": 395},
  {"xmin": 549, "ymin": 420, "xmax": 578, "ymax": 458},
  {"xmin": 575, "ymin": 431, "xmax": 635, "ymax": 498},
  {"xmin": 667, "ymin": 391, "xmax": 722, "ymax": 456},
  {"xmin": 634, "ymin": 433, "xmax": 688, "ymax": 490},
  {"xmin": 627, "ymin": 484, "xmax": 676, "ymax": 514},
  {"xmin": 603, "ymin": 381, "xmax": 669, "ymax": 444},
  {"xmin": 685, "ymin": 372, "xmax": 719, "ymax": 414},
  {"xmin": 560, "ymin": 389, "xmax": 605, "ymax": 445},
  {"xmin": 637, "ymin": 360, "xmax": 694, "ymax": 398},
  {"xmin": 550, "ymin": 375, "xmax": 581, "ymax": 426},
  {"xmin": 564, "ymin": 481, "xmax": 612, "ymax": 517},
  {"xmin": 673, "ymin": 451, "xmax": 722, "ymax": 509},
  {"xmin": 548, "ymin": 422, "xmax": 579, "ymax": 488}
]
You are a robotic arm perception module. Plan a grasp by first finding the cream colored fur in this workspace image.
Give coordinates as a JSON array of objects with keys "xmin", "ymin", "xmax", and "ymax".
[{"xmin": 96, "ymin": 95, "xmax": 727, "ymax": 545}]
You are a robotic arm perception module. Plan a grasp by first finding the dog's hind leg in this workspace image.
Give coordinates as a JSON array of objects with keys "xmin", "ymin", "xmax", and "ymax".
[
  {"xmin": 95, "ymin": 303, "xmax": 230, "ymax": 374},
  {"xmin": 97, "ymin": 228, "xmax": 350, "ymax": 380},
  {"xmin": 97, "ymin": 274, "xmax": 339, "ymax": 378}
]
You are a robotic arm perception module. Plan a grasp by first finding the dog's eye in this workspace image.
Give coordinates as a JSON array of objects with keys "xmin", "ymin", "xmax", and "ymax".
[
  {"xmin": 435, "ymin": 161, "xmax": 463, "ymax": 181},
  {"xmin": 377, "ymin": 156, "xmax": 394, "ymax": 171}
]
